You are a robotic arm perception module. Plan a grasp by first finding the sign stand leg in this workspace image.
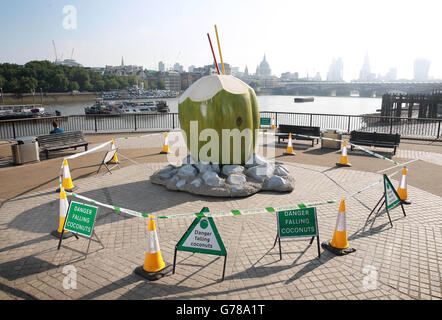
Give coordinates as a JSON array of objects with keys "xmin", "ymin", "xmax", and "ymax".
[
  {"xmin": 57, "ymin": 218, "xmax": 78, "ymax": 250},
  {"xmin": 172, "ymin": 246, "xmax": 178, "ymax": 274},
  {"xmin": 316, "ymin": 236, "xmax": 321, "ymax": 258},
  {"xmin": 385, "ymin": 207, "xmax": 393, "ymax": 228},
  {"xmin": 400, "ymin": 202, "xmax": 406, "ymax": 217},
  {"xmin": 367, "ymin": 195, "xmax": 384, "ymax": 222},
  {"xmin": 278, "ymin": 236, "xmax": 282, "ymax": 260},
  {"xmin": 272, "ymin": 234, "xmax": 279, "ymax": 248},
  {"xmin": 221, "ymin": 254, "xmax": 227, "ymax": 282},
  {"xmin": 85, "ymin": 231, "xmax": 105, "ymax": 257},
  {"xmin": 57, "ymin": 230, "xmax": 64, "ymax": 250}
]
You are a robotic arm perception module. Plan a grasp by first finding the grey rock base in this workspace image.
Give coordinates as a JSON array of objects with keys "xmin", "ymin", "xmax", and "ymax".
[{"xmin": 150, "ymin": 154, "xmax": 295, "ymax": 198}]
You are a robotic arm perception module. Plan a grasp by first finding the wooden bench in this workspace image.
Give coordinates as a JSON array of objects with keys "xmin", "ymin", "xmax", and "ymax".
[
  {"xmin": 37, "ymin": 131, "xmax": 89, "ymax": 159},
  {"xmin": 349, "ymin": 131, "xmax": 400, "ymax": 155},
  {"xmin": 277, "ymin": 124, "xmax": 321, "ymax": 147}
]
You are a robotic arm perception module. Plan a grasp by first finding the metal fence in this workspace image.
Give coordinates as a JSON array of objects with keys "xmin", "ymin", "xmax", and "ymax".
[{"xmin": 1, "ymin": 111, "xmax": 441, "ymax": 140}]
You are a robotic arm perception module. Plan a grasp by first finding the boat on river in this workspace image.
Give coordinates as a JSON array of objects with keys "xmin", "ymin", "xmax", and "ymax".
[
  {"xmin": 84, "ymin": 99, "xmax": 170, "ymax": 115},
  {"xmin": 294, "ymin": 97, "xmax": 314, "ymax": 103},
  {"xmin": 0, "ymin": 104, "xmax": 58, "ymax": 120}
]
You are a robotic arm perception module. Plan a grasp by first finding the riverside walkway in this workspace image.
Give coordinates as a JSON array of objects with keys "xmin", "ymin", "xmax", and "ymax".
[{"xmin": 0, "ymin": 132, "xmax": 440, "ymax": 300}]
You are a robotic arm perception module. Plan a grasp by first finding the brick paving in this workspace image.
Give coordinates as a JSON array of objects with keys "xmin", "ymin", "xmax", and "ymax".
[{"xmin": 0, "ymin": 133, "xmax": 441, "ymax": 300}]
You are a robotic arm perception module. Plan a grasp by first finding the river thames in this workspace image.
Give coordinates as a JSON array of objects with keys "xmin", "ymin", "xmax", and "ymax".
[{"xmin": 43, "ymin": 95, "xmax": 382, "ymax": 116}]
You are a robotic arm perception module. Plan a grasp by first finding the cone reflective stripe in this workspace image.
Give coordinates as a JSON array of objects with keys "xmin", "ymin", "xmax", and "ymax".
[
  {"xmin": 161, "ymin": 132, "xmax": 170, "ymax": 154},
  {"xmin": 108, "ymin": 139, "xmax": 119, "ymax": 164},
  {"xmin": 284, "ymin": 133, "xmax": 296, "ymax": 155},
  {"xmin": 62, "ymin": 159, "xmax": 75, "ymax": 190},
  {"xmin": 271, "ymin": 117, "xmax": 276, "ymax": 129},
  {"xmin": 397, "ymin": 167, "xmax": 408, "ymax": 201},
  {"xmin": 330, "ymin": 199, "xmax": 349, "ymax": 249},
  {"xmin": 51, "ymin": 186, "xmax": 73, "ymax": 239},
  {"xmin": 142, "ymin": 215, "xmax": 166, "ymax": 272},
  {"xmin": 336, "ymin": 141, "xmax": 351, "ymax": 167},
  {"xmin": 57, "ymin": 187, "xmax": 70, "ymax": 233}
]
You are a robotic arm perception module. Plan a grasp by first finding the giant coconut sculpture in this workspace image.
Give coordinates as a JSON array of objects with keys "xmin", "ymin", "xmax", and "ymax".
[{"xmin": 150, "ymin": 74, "xmax": 295, "ymax": 197}]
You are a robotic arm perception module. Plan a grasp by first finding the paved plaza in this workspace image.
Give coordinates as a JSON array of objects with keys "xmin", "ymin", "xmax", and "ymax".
[{"xmin": 0, "ymin": 132, "xmax": 441, "ymax": 300}]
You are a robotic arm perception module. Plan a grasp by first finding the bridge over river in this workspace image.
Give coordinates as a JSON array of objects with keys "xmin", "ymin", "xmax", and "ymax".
[{"xmin": 264, "ymin": 81, "xmax": 442, "ymax": 97}]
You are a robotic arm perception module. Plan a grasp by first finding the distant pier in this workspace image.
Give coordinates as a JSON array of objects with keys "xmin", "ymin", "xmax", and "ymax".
[{"xmin": 380, "ymin": 90, "xmax": 442, "ymax": 119}]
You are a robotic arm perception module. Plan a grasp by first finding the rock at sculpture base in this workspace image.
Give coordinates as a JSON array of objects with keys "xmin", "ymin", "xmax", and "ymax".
[{"xmin": 150, "ymin": 154, "xmax": 295, "ymax": 198}]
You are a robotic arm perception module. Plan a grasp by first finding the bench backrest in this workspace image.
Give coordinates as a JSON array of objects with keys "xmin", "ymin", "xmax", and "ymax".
[
  {"xmin": 350, "ymin": 131, "xmax": 400, "ymax": 144},
  {"xmin": 37, "ymin": 131, "xmax": 88, "ymax": 148},
  {"xmin": 279, "ymin": 124, "xmax": 321, "ymax": 136}
]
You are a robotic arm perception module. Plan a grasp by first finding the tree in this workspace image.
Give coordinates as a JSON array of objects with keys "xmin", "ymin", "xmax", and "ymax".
[
  {"xmin": 52, "ymin": 73, "xmax": 69, "ymax": 92},
  {"xmin": 5, "ymin": 78, "xmax": 20, "ymax": 93},
  {"xmin": 69, "ymin": 81, "xmax": 80, "ymax": 91},
  {"xmin": 149, "ymin": 80, "xmax": 157, "ymax": 90},
  {"xmin": 82, "ymin": 80, "xmax": 94, "ymax": 92},
  {"xmin": 157, "ymin": 80, "xmax": 166, "ymax": 90},
  {"xmin": 127, "ymin": 76, "xmax": 138, "ymax": 87},
  {"xmin": 19, "ymin": 76, "xmax": 38, "ymax": 93},
  {"xmin": 117, "ymin": 77, "xmax": 129, "ymax": 89},
  {"xmin": 0, "ymin": 75, "xmax": 5, "ymax": 89},
  {"xmin": 94, "ymin": 80, "xmax": 105, "ymax": 92},
  {"xmin": 104, "ymin": 78, "xmax": 119, "ymax": 90}
]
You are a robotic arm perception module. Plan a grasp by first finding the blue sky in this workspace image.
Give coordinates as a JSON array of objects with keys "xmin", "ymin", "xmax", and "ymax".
[{"xmin": 1, "ymin": 0, "xmax": 441, "ymax": 80}]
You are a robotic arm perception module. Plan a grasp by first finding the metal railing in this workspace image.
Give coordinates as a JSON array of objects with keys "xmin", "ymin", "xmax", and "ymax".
[{"xmin": 1, "ymin": 112, "xmax": 441, "ymax": 140}]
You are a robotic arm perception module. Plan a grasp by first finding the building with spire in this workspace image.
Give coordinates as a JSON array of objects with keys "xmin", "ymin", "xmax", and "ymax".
[
  {"xmin": 359, "ymin": 53, "xmax": 376, "ymax": 81},
  {"xmin": 104, "ymin": 57, "xmax": 143, "ymax": 77},
  {"xmin": 255, "ymin": 54, "xmax": 272, "ymax": 78}
]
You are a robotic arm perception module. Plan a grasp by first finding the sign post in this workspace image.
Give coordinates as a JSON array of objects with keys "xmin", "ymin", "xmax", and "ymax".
[
  {"xmin": 274, "ymin": 207, "xmax": 320, "ymax": 259},
  {"xmin": 173, "ymin": 207, "xmax": 227, "ymax": 281},
  {"xmin": 97, "ymin": 149, "xmax": 119, "ymax": 174},
  {"xmin": 57, "ymin": 200, "xmax": 103, "ymax": 256},
  {"xmin": 366, "ymin": 174, "xmax": 406, "ymax": 227}
]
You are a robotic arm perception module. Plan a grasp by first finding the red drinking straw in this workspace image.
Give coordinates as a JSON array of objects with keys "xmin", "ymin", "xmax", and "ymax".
[{"xmin": 207, "ymin": 33, "xmax": 220, "ymax": 75}]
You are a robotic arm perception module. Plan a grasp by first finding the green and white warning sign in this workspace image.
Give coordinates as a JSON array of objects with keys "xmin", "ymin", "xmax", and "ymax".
[
  {"xmin": 384, "ymin": 174, "xmax": 400, "ymax": 210},
  {"xmin": 64, "ymin": 201, "xmax": 98, "ymax": 238},
  {"xmin": 277, "ymin": 207, "xmax": 318, "ymax": 238},
  {"xmin": 176, "ymin": 217, "xmax": 226, "ymax": 256}
]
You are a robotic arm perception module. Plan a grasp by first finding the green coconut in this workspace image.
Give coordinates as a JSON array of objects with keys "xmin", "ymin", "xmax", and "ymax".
[{"xmin": 178, "ymin": 75, "xmax": 259, "ymax": 165}]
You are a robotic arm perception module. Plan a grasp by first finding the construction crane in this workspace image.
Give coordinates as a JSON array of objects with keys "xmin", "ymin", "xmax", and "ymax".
[
  {"xmin": 71, "ymin": 48, "xmax": 75, "ymax": 60},
  {"xmin": 52, "ymin": 40, "xmax": 58, "ymax": 63}
]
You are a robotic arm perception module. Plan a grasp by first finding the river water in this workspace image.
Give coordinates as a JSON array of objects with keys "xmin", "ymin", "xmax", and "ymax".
[{"xmin": 43, "ymin": 95, "xmax": 382, "ymax": 116}]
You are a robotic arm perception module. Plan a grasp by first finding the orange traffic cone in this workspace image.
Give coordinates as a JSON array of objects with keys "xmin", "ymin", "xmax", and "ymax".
[
  {"xmin": 61, "ymin": 159, "xmax": 76, "ymax": 192},
  {"xmin": 108, "ymin": 139, "xmax": 119, "ymax": 164},
  {"xmin": 336, "ymin": 141, "xmax": 351, "ymax": 167},
  {"xmin": 160, "ymin": 132, "xmax": 170, "ymax": 154},
  {"xmin": 135, "ymin": 215, "xmax": 171, "ymax": 280},
  {"xmin": 51, "ymin": 187, "xmax": 74, "ymax": 239},
  {"xmin": 283, "ymin": 133, "xmax": 296, "ymax": 155},
  {"xmin": 321, "ymin": 198, "xmax": 356, "ymax": 255},
  {"xmin": 397, "ymin": 167, "xmax": 411, "ymax": 205},
  {"xmin": 271, "ymin": 116, "xmax": 276, "ymax": 130}
]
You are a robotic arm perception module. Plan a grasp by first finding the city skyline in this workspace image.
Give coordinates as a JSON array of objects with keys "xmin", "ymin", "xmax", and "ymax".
[{"xmin": 1, "ymin": 0, "xmax": 441, "ymax": 81}]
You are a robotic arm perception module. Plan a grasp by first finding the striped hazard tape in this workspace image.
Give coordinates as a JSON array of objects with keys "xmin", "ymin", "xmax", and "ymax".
[
  {"xmin": 63, "ymin": 167, "xmax": 402, "ymax": 220},
  {"xmin": 268, "ymin": 132, "xmax": 400, "ymax": 165}
]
